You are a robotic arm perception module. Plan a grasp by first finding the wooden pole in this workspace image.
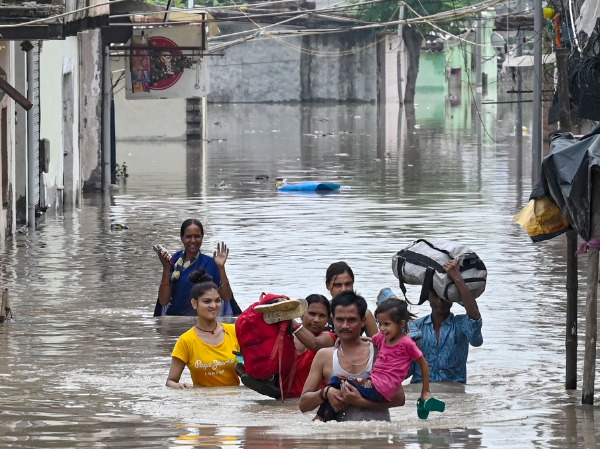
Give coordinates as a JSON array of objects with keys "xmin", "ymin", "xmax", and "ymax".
[
  {"xmin": 531, "ymin": 0, "xmax": 543, "ymax": 184},
  {"xmin": 582, "ymin": 170, "xmax": 600, "ymax": 404},
  {"xmin": 0, "ymin": 289, "xmax": 6, "ymax": 323},
  {"xmin": 565, "ymin": 229, "xmax": 578, "ymax": 389},
  {"xmin": 0, "ymin": 76, "xmax": 33, "ymax": 110},
  {"xmin": 557, "ymin": 47, "xmax": 578, "ymax": 390},
  {"xmin": 556, "ymin": 48, "xmax": 572, "ymax": 132},
  {"xmin": 397, "ymin": 1, "xmax": 405, "ymax": 105}
]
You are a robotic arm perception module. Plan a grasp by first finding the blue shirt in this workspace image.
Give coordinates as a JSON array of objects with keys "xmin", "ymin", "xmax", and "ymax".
[
  {"xmin": 166, "ymin": 251, "xmax": 233, "ymax": 317},
  {"xmin": 410, "ymin": 313, "xmax": 482, "ymax": 384}
]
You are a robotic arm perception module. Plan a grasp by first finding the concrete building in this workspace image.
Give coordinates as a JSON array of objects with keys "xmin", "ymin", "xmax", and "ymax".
[
  {"xmin": 0, "ymin": 2, "xmax": 108, "ymax": 242},
  {"xmin": 112, "ymin": 9, "xmax": 378, "ymax": 141}
]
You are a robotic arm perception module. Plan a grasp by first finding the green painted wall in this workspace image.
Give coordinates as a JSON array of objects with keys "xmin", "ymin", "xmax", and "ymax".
[{"xmin": 415, "ymin": 51, "xmax": 446, "ymax": 90}]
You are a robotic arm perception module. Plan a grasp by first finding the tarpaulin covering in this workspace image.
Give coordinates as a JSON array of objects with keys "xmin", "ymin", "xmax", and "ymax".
[{"xmin": 529, "ymin": 124, "xmax": 600, "ymax": 241}]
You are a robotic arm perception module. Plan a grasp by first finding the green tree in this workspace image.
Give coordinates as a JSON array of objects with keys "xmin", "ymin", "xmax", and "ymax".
[
  {"xmin": 147, "ymin": 0, "xmax": 187, "ymax": 7},
  {"xmin": 147, "ymin": 0, "xmax": 240, "ymax": 6},
  {"xmin": 352, "ymin": 0, "xmax": 482, "ymax": 104}
]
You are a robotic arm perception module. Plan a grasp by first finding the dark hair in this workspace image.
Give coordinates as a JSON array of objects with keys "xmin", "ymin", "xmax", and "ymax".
[
  {"xmin": 180, "ymin": 219, "xmax": 204, "ymax": 238},
  {"xmin": 325, "ymin": 261, "xmax": 354, "ymax": 285},
  {"xmin": 374, "ymin": 298, "xmax": 416, "ymax": 324},
  {"xmin": 189, "ymin": 269, "xmax": 218, "ymax": 300},
  {"xmin": 305, "ymin": 293, "xmax": 331, "ymax": 316},
  {"xmin": 331, "ymin": 291, "xmax": 367, "ymax": 319}
]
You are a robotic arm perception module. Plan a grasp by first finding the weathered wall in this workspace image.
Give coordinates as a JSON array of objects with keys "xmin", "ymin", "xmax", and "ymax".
[
  {"xmin": 114, "ymin": 26, "xmax": 378, "ymax": 140},
  {"xmin": 416, "ymin": 52, "xmax": 446, "ymax": 90},
  {"xmin": 209, "ymin": 24, "xmax": 377, "ymax": 103},
  {"xmin": 13, "ymin": 44, "xmax": 27, "ymax": 227},
  {"xmin": 0, "ymin": 43, "xmax": 17, "ymax": 242},
  {"xmin": 446, "ymin": 13, "xmax": 498, "ymax": 90},
  {"xmin": 382, "ymin": 33, "xmax": 406, "ymax": 103},
  {"xmin": 112, "ymin": 55, "xmax": 187, "ymax": 141},
  {"xmin": 39, "ymin": 36, "xmax": 80, "ymax": 210},
  {"xmin": 79, "ymin": 29, "xmax": 103, "ymax": 191}
]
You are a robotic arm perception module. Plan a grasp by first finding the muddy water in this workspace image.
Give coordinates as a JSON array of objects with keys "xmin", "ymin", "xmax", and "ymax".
[{"xmin": 1, "ymin": 98, "xmax": 599, "ymax": 448}]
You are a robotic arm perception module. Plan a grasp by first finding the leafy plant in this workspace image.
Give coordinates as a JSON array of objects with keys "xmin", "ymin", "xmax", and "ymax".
[{"xmin": 349, "ymin": 0, "xmax": 482, "ymax": 35}]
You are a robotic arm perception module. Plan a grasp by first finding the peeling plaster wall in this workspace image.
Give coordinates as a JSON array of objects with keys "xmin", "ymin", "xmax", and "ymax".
[
  {"xmin": 112, "ymin": 53, "xmax": 187, "ymax": 141},
  {"xmin": 113, "ymin": 26, "xmax": 377, "ymax": 140},
  {"xmin": 0, "ymin": 43, "xmax": 16, "ymax": 242},
  {"xmin": 209, "ymin": 24, "xmax": 377, "ymax": 103},
  {"xmin": 79, "ymin": 29, "xmax": 103, "ymax": 191},
  {"xmin": 13, "ymin": 44, "xmax": 27, "ymax": 226},
  {"xmin": 39, "ymin": 36, "xmax": 80, "ymax": 211}
]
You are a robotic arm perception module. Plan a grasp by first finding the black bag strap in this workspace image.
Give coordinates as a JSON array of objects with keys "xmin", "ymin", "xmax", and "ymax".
[
  {"xmin": 417, "ymin": 239, "xmax": 456, "ymax": 260},
  {"xmin": 419, "ymin": 268, "xmax": 435, "ymax": 305},
  {"xmin": 396, "ymin": 255, "xmax": 409, "ymax": 302},
  {"xmin": 396, "ymin": 248, "xmax": 439, "ymax": 305},
  {"xmin": 401, "ymin": 250, "xmax": 446, "ymax": 273}
]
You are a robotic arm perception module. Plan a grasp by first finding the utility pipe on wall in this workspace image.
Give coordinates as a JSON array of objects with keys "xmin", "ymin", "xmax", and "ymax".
[
  {"xmin": 475, "ymin": 17, "xmax": 482, "ymax": 91},
  {"xmin": 397, "ymin": 1, "xmax": 405, "ymax": 105},
  {"xmin": 25, "ymin": 43, "xmax": 36, "ymax": 227},
  {"xmin": 532, "ymin": 0, "xmax": 543, "ymax": 184},
  {"xmin": 102, "ymin": 45, "xmax": 111, "ymax": 192}
]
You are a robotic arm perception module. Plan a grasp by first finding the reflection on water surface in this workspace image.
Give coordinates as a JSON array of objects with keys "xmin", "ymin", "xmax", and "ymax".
[{"xmin": 0, "ymin": 100, "xmax": 598, "ymax": 448}]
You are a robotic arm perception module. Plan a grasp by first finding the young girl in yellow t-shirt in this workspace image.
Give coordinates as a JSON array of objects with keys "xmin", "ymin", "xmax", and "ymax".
[{"xmin": 166, "ymin": 270, "xmax": 240, "ymax": 388}]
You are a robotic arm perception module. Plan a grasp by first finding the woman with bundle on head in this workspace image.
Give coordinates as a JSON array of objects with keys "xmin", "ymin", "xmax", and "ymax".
[
  {"xmin": 166, "ymin": 270, "xmax": 240, "ymax": 388},
  {"xmin": 155, "ymin": 218, "xmax": 240, "ymax": 317}
]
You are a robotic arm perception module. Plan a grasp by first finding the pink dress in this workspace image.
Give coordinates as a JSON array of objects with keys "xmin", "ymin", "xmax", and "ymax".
[{"xmin": 370, "ymin": 333, "xmax": 423, "ymax": 401}]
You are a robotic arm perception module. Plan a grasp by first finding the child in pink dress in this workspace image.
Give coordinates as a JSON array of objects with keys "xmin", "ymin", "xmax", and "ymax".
[{"xmin": 317, "ymin": 297, "xmax": 444, "ymax": 421}]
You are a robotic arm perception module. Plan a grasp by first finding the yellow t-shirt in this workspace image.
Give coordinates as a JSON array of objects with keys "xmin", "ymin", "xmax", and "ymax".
[{"xmin": 171, "ymin": 323, "xmax": 240, "ymax": 387}]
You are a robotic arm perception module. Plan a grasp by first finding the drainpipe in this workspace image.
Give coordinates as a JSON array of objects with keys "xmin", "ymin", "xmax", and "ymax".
[
  {"xmin": 102, "ymin": 45, "xmax": 111, "ymax": 192},
  {"xmin": 475, "ymin": 17, "xmax": 482, "ymax": 92},
  {"xmin": 531, "ymin": 0, "xmax": 543, "ymax": 183},
  {"xmin": 398, "ymin": 1, "xmax": 405, "ymax": 104},
  {"xmin": 202, "ymin": 96, "xmax": 208, "ymax": 142},
  {"xmin": 24, "ymin": 41, "xmax": 36, "ymax": 227}
]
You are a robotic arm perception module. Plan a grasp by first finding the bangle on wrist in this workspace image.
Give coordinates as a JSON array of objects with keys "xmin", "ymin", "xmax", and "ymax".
[
  {"xmin": 322, "ymin": 386, "xmax": 331, "ymax": 403},
  {"xmin": 160, "ymin": 281, "xmax": 170, "ymax": 287},
  {"xmin": 220, "ymin": 280, "xmax": 230, "ymax": 287},
  {"xmin": 320, "ymin": 387, "xmax": 327, "ymax": 402},
  {"xmin": 292, "ymin": 324, "xmax": 304, "ymax": 335}
]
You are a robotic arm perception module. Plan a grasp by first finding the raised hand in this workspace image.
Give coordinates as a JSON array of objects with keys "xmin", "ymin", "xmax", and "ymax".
[
  {"xmin": 443, "ymin": 259, "xmax": 461, "ymax": 282},
  {"xmin": 157, "ymin": 249, "xmax": 172, "ymax": 270},
  {"xmin": 213, "ymin": 242, "xmax": 229, "ymax": 267}
]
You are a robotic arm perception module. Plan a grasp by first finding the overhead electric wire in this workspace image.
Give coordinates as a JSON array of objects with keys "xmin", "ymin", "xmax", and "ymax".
[
  {"xmin": 0, "ymin": 0, "xmax": 128, "ymax": 28},
  {"xmin": 221, "ymin": 0, "xmax": 398, "ymax": 57},
  {"xmin": 207, "ymin": 0, "xmax": 507, "ymax": 49},
  {"xmin": 568, "ymin": 0, "xmax": 582, "ymax": 53},
  {"xmin": 110, "ymin": 0, "xmax": 397, "ymax": 24}
]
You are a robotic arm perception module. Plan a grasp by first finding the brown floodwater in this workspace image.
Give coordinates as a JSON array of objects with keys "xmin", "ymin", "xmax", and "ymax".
[{"xmin": 1, "ymin": 94, "xmax": 600, "ymax": 448}]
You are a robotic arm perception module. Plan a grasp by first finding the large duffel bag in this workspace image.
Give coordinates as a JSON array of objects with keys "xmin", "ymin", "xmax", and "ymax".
[{"xmin": 392, "ymin": 238, "xmax": 487, "ymax": 304}]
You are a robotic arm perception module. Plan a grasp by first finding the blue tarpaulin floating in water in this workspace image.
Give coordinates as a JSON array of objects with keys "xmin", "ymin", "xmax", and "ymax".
[{"xmin": 277, "ymin": 181, "xmax": 341, "ymax": 192}]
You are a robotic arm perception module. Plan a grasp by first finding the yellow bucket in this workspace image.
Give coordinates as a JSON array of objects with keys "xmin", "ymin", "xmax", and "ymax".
[{"xmin": 543, "ymin": 7, "xmax": 555, "ymax": 19}]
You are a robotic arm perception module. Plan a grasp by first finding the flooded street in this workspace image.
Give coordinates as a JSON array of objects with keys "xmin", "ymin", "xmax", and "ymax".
[{"xmin": 1, "ymin": 95, "xmax": 600, "ymax": 448}]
